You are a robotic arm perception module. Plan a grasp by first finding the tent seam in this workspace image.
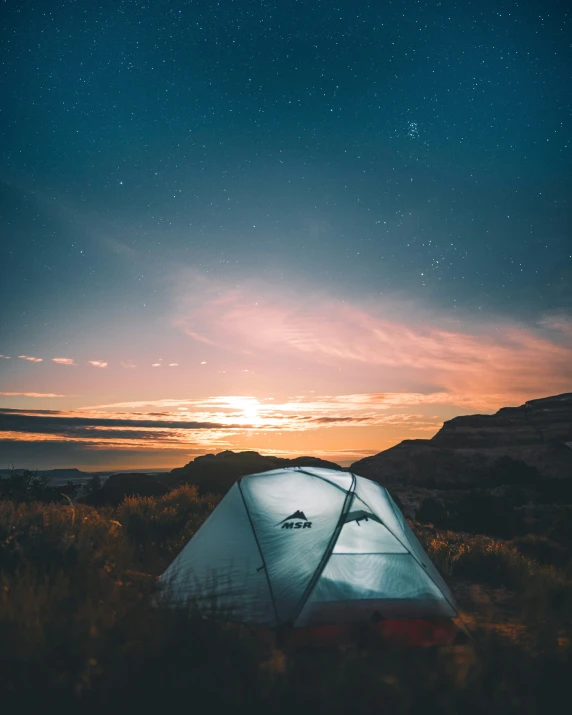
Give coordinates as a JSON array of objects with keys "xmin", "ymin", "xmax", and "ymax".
[
  {"xmin": 292, "ymin": 467, "xmax": 350, "ymax": 494},
  {"xmin": 290, "ymin": 472, "xmax": 357, "ymax": 625},
  {"xmin": 384, "ymin": 493, "xmax": 458, "ymax": 616},
  {"xmin": 336, "ymin": 479, "xmax": 457, "ymax": 616},
  {"xmin": 236, "ymin": 479, "xmax": 280, "ymax": 625},
  {"xmin": 330, "ymin": 551, "xmax": 411, "ymax": 556}
]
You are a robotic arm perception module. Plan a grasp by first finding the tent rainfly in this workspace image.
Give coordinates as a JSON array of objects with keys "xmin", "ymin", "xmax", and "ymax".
[{"xmin": 158, "ymin": 467, "xmax": 457, "ymax": 631}]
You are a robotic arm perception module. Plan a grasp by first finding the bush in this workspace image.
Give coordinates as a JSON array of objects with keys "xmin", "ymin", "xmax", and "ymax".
[
  {"xmin": 416, "ymin": 498, "xmax": 449, "ymax": 526},
  {"xmin": 115, "ymin": 485, "xmax": 217, "ymax": 569},
  {"xmin": 547, "ymin": 508, "xmax": 572, "ymax": 547},
  {"xmin": 509, "ymin": 535, "xmax": 570, "ymax": 568},
  {"xmin": 447, "ymin": 491, "xmax": 524, "ymax": 539},
  {"xmin": 415, "ymin": 525, "xmax": 532, "ymax": 589},
  {"xmin": 415, "ymin": 523, "xmax": 572, "ymax": 628},
  {"xmin": 0, "ymin": 469, "xmax": 79, "ymax": 503}
]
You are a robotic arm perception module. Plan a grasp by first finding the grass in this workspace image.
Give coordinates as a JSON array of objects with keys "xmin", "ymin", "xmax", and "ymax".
[
  {"xmin": 0, "ymin": 488, "xmax": 571, "ymax": 713},
  {"xmin": 417, "ymin": 523, "xmax": 572, "ymax": 646}
]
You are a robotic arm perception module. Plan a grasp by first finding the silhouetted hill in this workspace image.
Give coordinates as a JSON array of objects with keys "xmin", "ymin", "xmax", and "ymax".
[
  {"xmin": 350, "ymin": 393, "xmax": 572, "ymax": 488},
  {"xmin": 168, "ymin": 450, "xmax": 343, "ymax": 493}
]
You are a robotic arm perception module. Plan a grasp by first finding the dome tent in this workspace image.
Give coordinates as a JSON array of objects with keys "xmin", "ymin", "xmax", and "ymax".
[{"xmin": 158, "ymin": 467, "xmax": 457, "ymax": 643}]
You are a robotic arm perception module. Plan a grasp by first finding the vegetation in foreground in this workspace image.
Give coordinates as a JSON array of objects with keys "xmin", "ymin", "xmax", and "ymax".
[{"xmin": 1, "ymin": 481, "xmax": 571, "ymax": 714}]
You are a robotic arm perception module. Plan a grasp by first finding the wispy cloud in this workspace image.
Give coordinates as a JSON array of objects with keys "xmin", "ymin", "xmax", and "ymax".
[
  {"xmin": 174, "ymin": 277, "xmax": 572, "ymax": 404},
  {"xmin": 0, "ymin": 392, "xmax": 69, "ymax": 398},
  {"xmin": 52, "ymin": 357, "xmax": 75, "ymax": 366},
  {"xmin": 88, "ymin": 360, "xmax": 108, "ymax": 368},
  {"xmin": 120, "ymin": 361, "xmax": 137, "ymax": 369},
  {"xmin": 0, "ymin": 409, "xmax": 233, "ymax": 432},
  {"xmin": 77, "ymin": 393, "xmax": 443, "ymax": 435},
  {"xmin": 0, "ymin": 355, "xmax": 10, "ymax": 359},
  {"xmin": 18, "ymin": 355, "xmax": 43, "ymax": 363},
  {"xmin": 0, "ymin": 407, "xmax": 245, "ymax": 454}
]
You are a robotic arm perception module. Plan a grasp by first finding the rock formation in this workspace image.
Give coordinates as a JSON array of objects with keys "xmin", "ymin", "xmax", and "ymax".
[{"xmin": 350, "ymin": 393, "xmax": 572, "ymax": 487}]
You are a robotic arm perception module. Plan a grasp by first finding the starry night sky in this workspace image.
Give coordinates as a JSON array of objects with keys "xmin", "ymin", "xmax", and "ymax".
[{"xmin": 1, "ymin": 0, "xmax": 571, "ymax": 470}]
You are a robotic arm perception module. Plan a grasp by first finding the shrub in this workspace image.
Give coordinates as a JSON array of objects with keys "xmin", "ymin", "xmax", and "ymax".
[
  {"xmin": 115, "ymin": 485, "xmax": 217, "ymax": 569},
  {"xmin": 448, "ymin": 491, "xmax": 524, "ymax": 539},
  {"xmin": 416, "ymin": 497, "xmax": 448, "ymax": 526},
  {"xmin": 416, "ymin": 524, "xmax": 535, "ymax": 590},
  {"xmin": 414, "ymin": 523, "xmax": 572, "ymax": 628},
  {"xmin": 0, "ymin": 469, "xmax": 79, "ymax": 503},
  {"xmin": 509, "ymin": 534, "xmax": 570, "ymax": 568}
]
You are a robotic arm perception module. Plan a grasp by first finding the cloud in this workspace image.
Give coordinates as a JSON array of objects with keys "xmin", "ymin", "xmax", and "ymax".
[
  {"xmin": 0, "ymin": 392, "xmax": 69, "ymax": 398},
  {"xmin": 0, "ymin": 394, "xmax": 445, "ymax": 453},
  {"xmin": 18, "ymin": 355, "xmax": 43, "ymax": 362},
  {"xmin": 152, "ymin": 363, "xmax": 161, "ymax": 367},
  {"xmin": 52, "ymin": 357, "xmax": 75, "ymax": 366},
  {"xmin": 0, "ymin": 355, "xmax": 10, "ymax": 359},
  {"xmin": 168, "ymin": 363, "xmax": 179, "ymax": 367},
  {"xmin": 74, "ymin": 393, "xmax": 445, "ymax": 437},
  {"xmin": 0, "ymin": 406, "xmax": 245, "ymax": 456},
  {"xmin": 120, "ymin": 361, "xmax": 137, "ymax": 368},
  {"xmin": 174, "ymin": 276, "xmax": 572, "ymax": 404},
  {"xmin": 0, "ymin": 409, "xmax": 235, "ymax": 432},
  {"xmin": 88, "ymin": 360, "xmax": 108, "ymax": 368}
]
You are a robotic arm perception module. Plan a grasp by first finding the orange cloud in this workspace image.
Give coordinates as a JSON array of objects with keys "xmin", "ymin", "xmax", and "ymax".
[
  {"xmin": 75, "ymin": 394, "xmax": 442, "ymax": 435},
  {"xmin": 52, "ymin": 357, "xmax": 75, "ymax": 366},
  {"xmin": 88, "ymin": 360, "xmax": 108, "ymax": 368},
  {"xmin": 18, "ymin": 355, "xmax": 43, "ymax": 362}
]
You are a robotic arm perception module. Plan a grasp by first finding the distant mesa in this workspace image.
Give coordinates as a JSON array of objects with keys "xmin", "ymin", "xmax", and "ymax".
[
  {"xmin": 168, "ymin": 450, "xmax": 343, "ymax": 494},
  {"xmin": 350, "ymin": 392, "xmax": 572, "ymax": 488}
]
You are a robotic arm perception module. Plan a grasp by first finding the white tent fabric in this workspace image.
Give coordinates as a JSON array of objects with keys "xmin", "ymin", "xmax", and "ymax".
[{"xmin": 158, "ymin": 467, "xmax": 457, "ymax": 627}]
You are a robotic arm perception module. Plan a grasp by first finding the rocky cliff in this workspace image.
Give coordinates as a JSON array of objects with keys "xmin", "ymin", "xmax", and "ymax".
[{"xmin": 350, "ymin": 393, "xmax": 572, "ymax": 487}]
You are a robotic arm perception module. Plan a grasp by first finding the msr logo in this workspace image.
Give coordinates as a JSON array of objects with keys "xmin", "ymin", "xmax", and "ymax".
[{"xmin": 278, "ymin": 510, "xmax": 312, "ymax": 530}]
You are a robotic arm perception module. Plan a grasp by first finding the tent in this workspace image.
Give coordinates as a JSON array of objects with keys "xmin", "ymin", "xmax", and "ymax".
[{"xmin": 158, "ymin": 467, "xmax": 459, "ymax": 645}]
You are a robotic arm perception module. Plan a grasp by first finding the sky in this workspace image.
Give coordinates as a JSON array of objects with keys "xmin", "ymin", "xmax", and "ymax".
[{"xmin": 1, "ymin": 0, "xmax": 571, "ymax": 470}]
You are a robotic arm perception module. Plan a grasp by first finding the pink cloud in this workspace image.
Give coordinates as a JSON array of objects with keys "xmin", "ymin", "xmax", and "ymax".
[
  {"xmin": 0, "ymin": 392, "xmax": 68, "ymax": 397},
  {"xmin": 18, "ymin": 355, "xmax": 43, "ymax": 363},
  {"xmin": 88, "ymin": 360, "xmax": 108, "ymax": 368},
  {"xmin": 52, "ymin": 357, "xmax": 75, "ymax": 366},
  {"xmin": 174, "ymin": 279, "xmax": 572, "ymax": 405}
]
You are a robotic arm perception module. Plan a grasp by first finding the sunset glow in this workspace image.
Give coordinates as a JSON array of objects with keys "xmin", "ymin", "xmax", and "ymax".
[
  {"xmin": 2, "ymin": 1, "xmax": 571, "ymax": 470},
  {"xmin": 2, "ymin": 274, "xmax": 571, "ymax": 469}
]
